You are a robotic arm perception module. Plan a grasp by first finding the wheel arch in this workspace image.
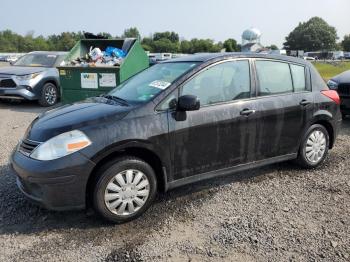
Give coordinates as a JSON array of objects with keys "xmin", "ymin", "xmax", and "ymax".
[
  {"xmin": 86, "ymin": 145, "xmax": 168, "ymax": 207},
  {"xmin": 43, "ymin": 78, "xmax": 60, "ymax": 97},
  {"xmin": 312, "ymin": 119, "xmax": 335, "ymax": 149},
  {"xmin": 32, "ymin": 78, "xmax": 60, "ymax": 98},
  {"xmin": 309, "ymin": 111, "xmax": 335, "ymax": 149}
]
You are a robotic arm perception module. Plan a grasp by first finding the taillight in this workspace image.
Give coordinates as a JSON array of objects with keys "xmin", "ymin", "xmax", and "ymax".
[{"xmin": 321, "ymin": 90, "xmax": 340, "ymax": 105}]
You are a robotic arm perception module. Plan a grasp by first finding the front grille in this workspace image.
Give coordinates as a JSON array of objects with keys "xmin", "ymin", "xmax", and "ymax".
[
  {"xmin": 0, "ymin": 78, "xmax": 16, "ymax": 88},
  {"xmin": 338, "ymin": 84, "xmax": 350, "ymax": 96},
  {"xmin": 19, "ymin": 139, "xmax": 40, "ymax": 156}
]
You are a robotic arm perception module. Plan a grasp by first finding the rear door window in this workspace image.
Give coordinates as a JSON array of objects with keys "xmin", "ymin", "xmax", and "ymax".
[
  {"xmin": 256, "ymin": 60, "xmax": 293, "ymax": 96},
  {"xmin": 290, "ymin": 64, "xmax": 307, "ymax": 92}
]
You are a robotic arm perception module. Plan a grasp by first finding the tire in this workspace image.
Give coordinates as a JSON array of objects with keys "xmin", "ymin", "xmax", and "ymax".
[
  {"xmin": 39, "ymin": 83, "xmax": 58, "ymax": 107},
  {"xmin": 93, "ymin": 156, "xmax": 157, "ymax": 223},
  {"xmin": 296, "ymin": 124, "xmax": 329, "ymax": 168}
]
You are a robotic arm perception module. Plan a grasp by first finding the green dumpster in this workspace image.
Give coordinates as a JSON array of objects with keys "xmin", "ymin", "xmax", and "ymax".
[{"xmin": 58, "ymin": 38, "xmax": 149, "ymax": 103}]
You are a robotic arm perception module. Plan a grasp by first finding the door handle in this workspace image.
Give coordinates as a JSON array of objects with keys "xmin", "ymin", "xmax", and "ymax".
[
  {"xmin": 240, "ymin": 108, "xmax": 256, "ymax": 116},
  {"xmin": 300, "ymin": 99, "xmax": 311, "ymax": 106}
]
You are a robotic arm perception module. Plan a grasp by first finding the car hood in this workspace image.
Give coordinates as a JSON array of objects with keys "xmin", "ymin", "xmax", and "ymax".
[
  {"xmin": 0, "ymin": 66, "xmax": 47, "ymax": 76},
  {"xmin": 26, "ymin": 98, "xmax": 132, "ymax": 142},
  {"xmin": 331, "ymin": 70, "xmax": 350, "ymax": 83}
]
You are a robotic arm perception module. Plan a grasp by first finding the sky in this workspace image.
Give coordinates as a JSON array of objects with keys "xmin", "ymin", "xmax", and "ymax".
[{"xmin": 1, "ymin": 0, "xmax": 349, "ymax": 48}]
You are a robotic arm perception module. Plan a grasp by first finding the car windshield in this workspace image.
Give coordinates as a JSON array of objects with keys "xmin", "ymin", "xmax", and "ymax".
[
  {"xmin": 108, "ymin": 62, "xmax": 199, "ymax": 103},
  {"xmin": 13, "ymin": 53, "xmax": 57, "ymax": 67}
]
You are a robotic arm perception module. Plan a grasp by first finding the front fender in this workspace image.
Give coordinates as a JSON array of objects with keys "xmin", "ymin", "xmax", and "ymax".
[
  {"xmin": 89, "ymin": 139, "xmax": 171, "ymax": 190},
  {"xmin": 31, "ymin": 77, "xmax": 60, "ymax": 97},
  {"xmin": 90, "ymin": 139, "xmax": 158, "ymax": 163}
]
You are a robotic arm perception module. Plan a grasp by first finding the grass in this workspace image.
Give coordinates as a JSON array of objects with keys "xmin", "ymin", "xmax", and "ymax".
[{"xmin": 313, "ymin": 61, "xmax": 350, "ymax": 80}]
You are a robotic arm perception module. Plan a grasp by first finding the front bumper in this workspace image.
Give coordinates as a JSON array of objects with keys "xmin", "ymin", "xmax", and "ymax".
[
  {"xmin": 11, "ymin": 149, "xmax": 95, "ymax": 211},
  {"xmin": 0, "ymin": 86, "xmax": 38, "ymax": 100}
]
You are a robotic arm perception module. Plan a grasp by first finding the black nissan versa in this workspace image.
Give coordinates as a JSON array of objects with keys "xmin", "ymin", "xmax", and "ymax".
[{"xmin": 11, "ymin": 53, "xmax": 341, "ymax": 223}]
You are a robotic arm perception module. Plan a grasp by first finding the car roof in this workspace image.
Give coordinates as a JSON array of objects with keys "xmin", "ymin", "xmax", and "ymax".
[
  {"xmin": 28, "ymin": 51, "xmax": 68, "ymax": 56},
  {"xmin": 164, "ymin": 52, "xmax": 308, "ymax": 65}
]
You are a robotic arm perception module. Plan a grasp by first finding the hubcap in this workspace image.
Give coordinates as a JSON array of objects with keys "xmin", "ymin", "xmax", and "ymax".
[
  {"xmin": 104, "ymin": 169, "xmax": 150, "ymax": 216},
  {"xmin": 305, "ymin": 130, "xmax": 326, "ymax": 163},
  {"xmin": 45, "ymin": 86, "xmax": 57, "ymax": 105}
]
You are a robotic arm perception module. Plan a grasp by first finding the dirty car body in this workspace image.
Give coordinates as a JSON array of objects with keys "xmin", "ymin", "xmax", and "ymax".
[{"xmin": 11, "ymin": 53, "xmax": 341, "ymax": 222}]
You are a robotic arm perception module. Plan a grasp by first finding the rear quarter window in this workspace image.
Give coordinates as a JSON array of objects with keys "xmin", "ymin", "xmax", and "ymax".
[
  {"xmin": 290, "ymin": 64, "xmax": 307, "ymax": 92},
  {"xmin": 310, "ymin": 65, "xmax": 327, "ymax": 91}
]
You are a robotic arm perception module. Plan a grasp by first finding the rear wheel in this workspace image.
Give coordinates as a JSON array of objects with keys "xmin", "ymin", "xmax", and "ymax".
[
  {"xmin": 296, "ymin": 124, "xmax": 329, "ymax": 168},
  {"xmin": 93, "ymin": 156, "xmax": 157, "ymax": 223},
  {"xmin": 39, "ymin": 83, "xmax": 58, "ymax": 107}
]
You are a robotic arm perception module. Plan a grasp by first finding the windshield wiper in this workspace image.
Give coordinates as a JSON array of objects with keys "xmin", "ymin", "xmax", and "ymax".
[{"xmin": 100, "ymin": 94, "xmax": 129, "ymax": 106}]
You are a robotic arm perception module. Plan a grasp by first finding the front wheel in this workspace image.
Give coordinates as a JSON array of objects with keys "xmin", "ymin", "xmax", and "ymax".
[
  {"xmin": 93, "ymin": 157, "xmax": 157, "ymax": 223},
  {"xmin": 296, "ymin": 124, "xmax": 329, "ymax": 168},
  {"xmin": 39, "ymin": 83, "xmax": 58, "ymax": 107}
]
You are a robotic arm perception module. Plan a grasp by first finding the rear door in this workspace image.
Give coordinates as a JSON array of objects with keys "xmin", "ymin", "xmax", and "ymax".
[
  {"xmin": 253, "ymin": 59, "xmax": 314, "ymax": 160},
  {"xmin": 165, "ymin": 59, "xmax": 258, "ymax": 180}
]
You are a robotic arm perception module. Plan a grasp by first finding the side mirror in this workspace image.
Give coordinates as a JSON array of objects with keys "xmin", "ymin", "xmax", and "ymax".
[{"xmin": 177, "ymin": 95, "xmax": 200, "ymax": 111}]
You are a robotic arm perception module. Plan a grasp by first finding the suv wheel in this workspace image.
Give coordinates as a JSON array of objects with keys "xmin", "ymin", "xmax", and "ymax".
[
  {"xmin": 296, "ymin": 124, "xmax": 329, "ymax": 168},
  {"xmin": 93, "ymin": 157, "xmax": 157, "ymax": 223},
  {"xmin": 39, "ymin": 83, "xmax": 58, "ymax": 107}
]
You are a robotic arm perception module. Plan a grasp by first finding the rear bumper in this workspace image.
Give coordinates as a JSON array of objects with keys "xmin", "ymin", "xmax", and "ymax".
[
  {"xmin": 0, "ymin": 86, "xmax": 38, "ymax": 100},
  {"xmin": 11, "ymin": 148, "xmax": 95, "ymax": 211}
]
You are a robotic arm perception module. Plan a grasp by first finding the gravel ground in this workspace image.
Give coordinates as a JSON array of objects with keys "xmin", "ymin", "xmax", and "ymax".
[
  {"xmin": 0, "ymin": 62, "xmax": 10, "ymax": 67},
  {"xmin": 0, "ymin": 100, "xmax": 349, "ymax": 262}
]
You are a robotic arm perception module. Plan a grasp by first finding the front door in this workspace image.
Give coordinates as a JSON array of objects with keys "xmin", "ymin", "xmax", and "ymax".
[{"xmin": 167, "ymin": 59, "xmax": 258, "ymax": 180}]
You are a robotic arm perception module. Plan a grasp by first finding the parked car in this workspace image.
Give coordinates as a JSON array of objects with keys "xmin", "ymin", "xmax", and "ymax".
[
  {"xmin": 327, "ymin": 70, "xmax": 350, "ymax": 118},
  {"xmin": 0, "ymin": 55, "xmax": 8, "ymax": 62},
  {"xmin": 11, "ymin": 53, "xmax": 341, "ymax": 223},
  {"xmin": 6, "ymin": 55, "xmax": 19, "ymax": 64},
  {"xmin": 303, "ymin": 56, "xmax": 316, "ymax": 61},
  {"xmin": 0, "ymin": 51, "xmax": 67, "ymax": 106}
]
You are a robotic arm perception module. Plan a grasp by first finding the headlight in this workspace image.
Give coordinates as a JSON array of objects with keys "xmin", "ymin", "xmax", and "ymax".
[
  {"xmin": 327, "ymin": 79, "xmax": 338, "ymax": 90},
  {"xmin": 30, "ymin": 130, "xmax": 91, "ymax": 161},
  {"xmin": 15, "ymin": 73, "xmax": 41, "ymax": 81}
]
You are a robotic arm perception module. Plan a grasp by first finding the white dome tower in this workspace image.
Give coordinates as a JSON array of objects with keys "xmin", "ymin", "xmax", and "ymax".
[{"xmin": 242, "ymin": 28, "xmax": 262, "ymax": 45}]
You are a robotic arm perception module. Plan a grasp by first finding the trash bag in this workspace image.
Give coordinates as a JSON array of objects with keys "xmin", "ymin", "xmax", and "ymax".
[
  {"xmin": 105, "ymin": 46, "xmax": 127, "ymax": 58},
  {"xmin": 89, "ymin": 47, "xmax": 103, "ymax": 61}
]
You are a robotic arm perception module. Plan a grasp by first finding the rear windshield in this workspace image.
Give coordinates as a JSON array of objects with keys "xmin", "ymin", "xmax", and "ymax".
[
  {"xmin": 14, "ymin": 54, "xmax": 57, "ymax": 67},
  {"xmin": 109, "ymin": 62, "xmax": 199, "ymax": 103}
]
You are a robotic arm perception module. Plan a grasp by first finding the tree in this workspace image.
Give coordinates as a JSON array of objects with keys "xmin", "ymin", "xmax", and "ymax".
[
  {"xmin": 122, "ymin": 27, "xmax": 141, "ymax": 40},
  {"xmin": 284, "ymin": 17, "xmax": 338, "ymax": 51},
  {"xmin": 223, "ymin": 39, "xmax": 238, "ymax": 52},
  {"xmin": 189, "ymin": 39, "xmax": 221, "ymax": 53},
  {"xmin": 0, "ymin": 29, "xmax": 236, "ymax": 54},
  {"xmin": 153, "ymin": 31, "xmax": 179, "ymax": 43},
  {"xmin": 152, "ymin": 39, "xmax": 179, "ymax": 53},
  {"xmin": 0, "ymin": 30, "xmax": 21, "ymax": 52},
  {"xmin": 342, "ymin": 35, "xmax": 350, "ymax": 51},
  {"xmin": 50, "ymin": 32, "xmax": 83, "ymax": 51},
  {"xmin": 266, "ymin": 44, "xmax": 279, "ymax": 50},
  {"xmin": 180, "ymin": 40, "xmax": 192, "ymax": 53},
  {"xmin": 33, "ymin": 35, "xmax": 49, "ymax": 51},
  {"xmin": 141, "ymin": 37, "xmax": 153, "ymax": 52}
]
